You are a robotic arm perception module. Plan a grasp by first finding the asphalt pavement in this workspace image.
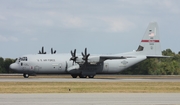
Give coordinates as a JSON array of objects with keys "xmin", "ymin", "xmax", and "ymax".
[{"xmin": 0, "ymin": 93, "xmax": 180, "ymax": 105}]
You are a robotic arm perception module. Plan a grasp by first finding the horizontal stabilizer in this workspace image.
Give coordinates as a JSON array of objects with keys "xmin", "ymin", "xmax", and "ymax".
[{"xmin": 147, "ymin": 55, "xmax": 171, "ymax": 58}]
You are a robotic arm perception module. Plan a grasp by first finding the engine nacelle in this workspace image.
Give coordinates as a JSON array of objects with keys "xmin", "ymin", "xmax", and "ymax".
[{"xmin": 67, "ymin": 63, "xmax": 80, "ymax": 74}]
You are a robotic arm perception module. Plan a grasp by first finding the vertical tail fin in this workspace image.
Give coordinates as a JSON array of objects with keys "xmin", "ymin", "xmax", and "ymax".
[{"xmin": 136, "ymin": 22, "xmax": 162, "ymax": 56}]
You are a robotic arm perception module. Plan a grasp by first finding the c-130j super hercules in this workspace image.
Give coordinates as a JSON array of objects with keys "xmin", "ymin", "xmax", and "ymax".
[{"xmin": 10, "ymin": 22, "xmax": 169, "ymax": 78}]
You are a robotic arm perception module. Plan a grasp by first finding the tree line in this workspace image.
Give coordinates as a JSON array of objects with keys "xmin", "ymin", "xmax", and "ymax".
[
  {"xmin": 0, "ymin": 57, "xmax": 15, "ymax": 73},
  {"xmin": 0, "ymin": 49, "xmax": 180, "ymax": 75}
]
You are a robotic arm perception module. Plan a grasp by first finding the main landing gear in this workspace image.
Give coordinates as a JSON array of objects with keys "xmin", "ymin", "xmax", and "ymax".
[
  {"xmin": 71, "ymin": 74, "xmax": 78, "ymax": 78},
  {"xmin": 71, "ymin": 74, "xmax": 95, "ymax": 78},
  {"xmin": 88, "ymin": 75, "xmax": 94, "ymax": 78}
]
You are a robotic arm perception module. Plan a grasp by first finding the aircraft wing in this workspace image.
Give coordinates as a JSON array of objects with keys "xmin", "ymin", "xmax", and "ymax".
[{"xmin": 99, "ymin": 55, "xmax": 135, "ymax": 62}]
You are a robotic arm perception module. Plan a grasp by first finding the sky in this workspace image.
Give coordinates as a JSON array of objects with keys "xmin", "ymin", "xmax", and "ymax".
[{"xmin": 0, "ymin": 0, "xmax": 180, "ymax": 58}]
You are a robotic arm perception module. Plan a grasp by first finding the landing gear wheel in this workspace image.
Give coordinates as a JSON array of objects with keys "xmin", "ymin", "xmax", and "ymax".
[
  {"xmin": 79, "ymin": 75, "xmax": 87, "ymax": 78},
  {"xmin": 71, "ymin": 75, "xmax": 78, "ymax": 78},
  {"xmin": 23, "ymin": 73, "xmax": 29, "ymax": 78},
  {"xmin": 88, "ymin": 75, "xmax": 94, "ymax": 78}
]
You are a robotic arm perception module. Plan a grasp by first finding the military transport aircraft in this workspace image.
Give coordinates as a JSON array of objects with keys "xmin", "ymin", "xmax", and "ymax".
[{"xmin": 10, "ymin": 22, "xmax": 168, "ymax": 78}]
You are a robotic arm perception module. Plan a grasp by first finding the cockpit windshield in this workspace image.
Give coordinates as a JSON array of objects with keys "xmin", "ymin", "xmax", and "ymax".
[
  {"xmin": 19, "ymin": 57, "xmax": 28, "ymax": 61},
  {"xmin": 15, "ymin": 58, "xmax": 19, "ymax": 63}
]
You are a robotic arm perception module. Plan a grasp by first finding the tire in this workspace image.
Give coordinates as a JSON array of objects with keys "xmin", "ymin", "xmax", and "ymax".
[
  {"xmin": 88, "ymin": 75, "xmax": 94, "ymax": 78},
  {"xmin": 71, "ymin": 75, "xmax": 78, "ymax": 78},
  {"xmin": 23, "ymin": 73, "xmax": 29, "ymax": 78},
  {"xmin": 79, "ymin": 75, "xmax": 87, "ymax": 78}
]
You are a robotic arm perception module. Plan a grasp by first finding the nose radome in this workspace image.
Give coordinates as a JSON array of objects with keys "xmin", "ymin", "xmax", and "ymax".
[{"xmin": 9, "ymin": 63, "xmax": 18, "ymax": 70}]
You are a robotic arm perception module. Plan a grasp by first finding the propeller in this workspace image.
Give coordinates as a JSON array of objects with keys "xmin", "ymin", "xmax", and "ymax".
[
  {"xmin": 51, "ymin": 48, "xmax": 56, "ymax": 54},
  {"xmin": 38, "ymin": 46, "xmax": 46, "ymax": 54},
  {"xmin": 70, "ymin": 49, "xmax": 78, "ymax": 65},
  {"xmin": 81, "ymin": 48, "xmax": 90, "ymax": 63}
]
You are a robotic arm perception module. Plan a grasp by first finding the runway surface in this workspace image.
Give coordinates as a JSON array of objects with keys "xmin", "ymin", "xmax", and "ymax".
[
  {"xmin": 1, "ymin": 74, "xmax": 180, "ymax": 82},
  {"xmin": 1, "ymin": 93, "xmax": 180, "ymax": 105},
  {"xmin": 1, "ymin": 76, "xmax": 180, "ymax": 105},
  {"xmin": 0, "ymin": 77, "xmax": 180, "ymax": 82}
]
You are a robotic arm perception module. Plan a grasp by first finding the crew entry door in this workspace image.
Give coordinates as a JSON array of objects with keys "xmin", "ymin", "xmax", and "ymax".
[
  {"xmin": 34, "ymin": 66, "xmax": 40, "ymax": 73},
  {"xmin": 58, "ymin": 62, "xmax": 66, "ymax": 73},
  {"xmin": 59, "ymin": 63, "xmax": 62, "ymax": 70}
]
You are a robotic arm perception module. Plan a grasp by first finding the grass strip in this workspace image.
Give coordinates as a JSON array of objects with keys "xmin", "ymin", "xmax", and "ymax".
[{"xmin": 0, "ymin": 82, "xmax": 180, "ymax": 93}]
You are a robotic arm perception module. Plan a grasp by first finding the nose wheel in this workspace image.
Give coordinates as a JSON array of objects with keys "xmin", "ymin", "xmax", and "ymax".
[{"xmin": 23, "ymin": 73, "xmax": 29, "ymax": 78}]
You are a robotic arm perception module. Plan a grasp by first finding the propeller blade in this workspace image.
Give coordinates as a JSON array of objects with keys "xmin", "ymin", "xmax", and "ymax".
[
  {"xmin": 81, "ymin": 48, "xmax": 90, "ymax": 63},
  {"xmin": 81, "ymin": 52, "xmax": 85, "ymax": 57},
  {"xmin": 74, "ymin": 49, "xmax": 76, "ymax": 56},
  {"xmin": 87, "ymin": 54, "xmax": 90, "ymax": 58},
  {"xmin": 50, "ymin": 48, "xmax": 56, "ymax": 54},
  {"xmin": 54, "ymin": 50, "xmax": 56, "ymax": 54},
  {"xmin": 51, "ymin": 48, "xmax": 53, "ymax": 54},
  {"xmin": 71, "ymin": 50, "xmax": 73, "ymax": 56},
  {"xmin": 38, "ymin": 46, "xmax": 47, "ymax": 54},
  {"xmin": 85, "ymin": 48, "xmax": 87, "ymax": 55},
  {"xmin": 70, "ymin": 49, "xmax": 78, "ymax": 65},
  {"xmin": 42, "ymin": 46, "xmax": 44, "ymax": 53}
]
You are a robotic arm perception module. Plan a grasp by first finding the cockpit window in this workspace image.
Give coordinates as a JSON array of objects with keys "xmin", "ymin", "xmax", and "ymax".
[
  {"xmin": 15, "ymin": 58, "xmax": 19, "ymax": 63},
  {"xmin": 19, "ymin": 57, "xmax": 28, "ymax": 61}
]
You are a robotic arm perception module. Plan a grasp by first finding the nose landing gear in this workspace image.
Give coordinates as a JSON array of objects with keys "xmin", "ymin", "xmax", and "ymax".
[{"xmin": 23, "ymin": 73, "xmax": 29, "ymax": 78}]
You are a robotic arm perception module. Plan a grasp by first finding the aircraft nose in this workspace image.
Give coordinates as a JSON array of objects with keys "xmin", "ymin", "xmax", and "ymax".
[{"xmin": 9, "ymin": 63, "xmax": 19, "ymax": 71}]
